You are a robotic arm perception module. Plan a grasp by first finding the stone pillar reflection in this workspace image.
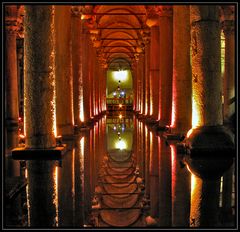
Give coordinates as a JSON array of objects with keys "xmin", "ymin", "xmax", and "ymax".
[
  {"xmin": 27, "ymin": 161, "xmax": 58, "ymax": 227},
  {"xmin": 171, "ymin": 145, "xmax": 191, "ymax": 226},
  {"xmin": 221, "ymin": 6, "xmax": 235, "ymax": 123},
  {"xmin": 158, "ymin": 6, "xmax": 173, "ymax": 126},
  {"xmin": 190, "ymin": 175, "xmax": 221, "ymax": 227},
  {"xmin": 149, "ymin": 132, "xmax": 159, "ymax": 219},
  {"xmin": 24, "ymin": 6, "xmax": 56, "ymax": 148},
  {"xmin": 158, "ymin": 138, "xmax": 172, "ymax": 226},
  {"xmin": 172, "ymin": 6, "xmax": 192, "ymax": 134},
  {"xmin": 55, "ymin": 6, "xmax": 74, "ymax": 136},
  {"xmin": 190, "ymin": 6, "xmax": 222, "ymax": 127},
  {"xmin": 5, "ymin": 6, "xmax": 19, "ymax": 128}
]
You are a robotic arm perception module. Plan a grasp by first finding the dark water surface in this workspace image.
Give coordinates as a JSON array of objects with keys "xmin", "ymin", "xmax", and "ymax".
[{"xmin": 4, "ymin": 115, "xmax": 236, "ymax": 228}]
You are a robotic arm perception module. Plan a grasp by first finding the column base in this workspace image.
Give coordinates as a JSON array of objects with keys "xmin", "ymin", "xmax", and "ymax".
[
  {"xmin": 180, "ymin": 125, "xmax": 235, "ymax": 179},
  {"xmin": 145, "ymin": 117, "xmax": 158, "ymax": 126},
  {"xmin": 11, "ymin": 144, "xmax": 67, "ymax": 160},
  {"xmin": 163, "ymin": 132, "xmax": 184, "ymax": 141}
]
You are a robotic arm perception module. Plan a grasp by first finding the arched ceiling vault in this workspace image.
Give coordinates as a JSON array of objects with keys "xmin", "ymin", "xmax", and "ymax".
[{"xmin": 82, "ymin": 5, "xmax": 148, "ymax": 70}]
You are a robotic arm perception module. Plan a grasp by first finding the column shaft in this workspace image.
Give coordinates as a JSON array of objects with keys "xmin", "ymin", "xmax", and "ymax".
[
  {"xmin": 150, "ymin": 26, "xmax": 160, "ymax": 120},
  {"xmin": 24, "ymin": 6, "xmax": 56, "ymax": 148},
  {"xmin": 190, "ymin": 6, "xmax": 222, "ymax": 127},
  {"xmin": 172, "ymin": 6, "xmax": 192, "ymax": 134},
  {"xmin": 5, "ymin": 6, "xmax": 19, "ymax": 128},
  {"xmin": 55, "ymin": 6, "xmax": 73, "ymax": 136},
  {"xmin": 223, "ymin": 20, "xmax": 235, "ymax": 121},
  {"xmin": 158, "ymin": 8, "xmax": 173, "ymax": 126}
]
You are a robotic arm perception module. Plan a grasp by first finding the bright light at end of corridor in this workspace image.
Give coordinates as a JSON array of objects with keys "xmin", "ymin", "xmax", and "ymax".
[
  {"xmin": 114, "ymin": 70, "xmax": 128, "ymax": 82},
  {"xmin": 115, "ymin": 140, "xmax": 127, "ymax": 150}
]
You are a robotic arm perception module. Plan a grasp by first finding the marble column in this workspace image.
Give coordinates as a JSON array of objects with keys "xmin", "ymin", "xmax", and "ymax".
[
  {"xmin": 71, "ymin": 7, "xmax": 83, "ymax": 126},
  {"xmin": 158, "ymin": 6, "xmax": 173, "ymax": 126},
  {"xmin": 24, "ymin": 6, "xmax": 56, "ymax": 148},
  {"xmin": 144, "ymin": 40, "xmax": 150, "ymax": 116},
  {"xmin": 172, "ymin": 6, "xmax": 192, "ymax": 134},
  {"xmin": 55, "ymin": 6, "xmax": 74, "ymax": 136},
  {"xmin": 221, "ymin": 6, "xmax": 235, "ymax": 123},
  {"xmin": 149, "ymin": 25, "xmax": 160, "ymax": 121},
  {"xmin": 82, "ymin": 25, "xmax": 91, "ymax": 124},
  {"xmin": 190, "ymin": 5, "xmax": 222, "ymax": 127},
  {"xmin": 5, "ymin": 6, "xmax": 19, "ymax": 128}
]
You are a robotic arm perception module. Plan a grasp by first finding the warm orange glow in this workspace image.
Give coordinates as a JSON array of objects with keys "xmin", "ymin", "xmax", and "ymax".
[
  {"xmin": 72, "ymin": 149, "xmax": 75, "ymax": 203},
  {"xmin": 186, "ymin": 128, "xmax": 194, "ymax": 138},
  {"xmin": 53, "ymin": 166, "xmax": 59, "ymax": 227},
  {"xmin": 25, "ymin": 169, "xmax": 31, "ymax": 226},
  {"xmin": 171, "ymin": 92, "xmax": 176, "ymax": 128},
  {"xmin": 119, "ymin": 104, "xmax": 122, "ymax": 108},
  {"xmin": 79, "ymin": 88, "xmax": 84, "ymax": 122},
  {"xmin": 192, "ymin": 96, "xmax": 200, "ymax": 127},
  {"xmin": 170, "ymin": 144, "xmax": 176, "ymax": 206},
  {"xmin": 119, "ymin": 114, "xmax": 122, "ymax": 119},
  {"xmin": 19, "ymin": 134, "xmax": 25, "ymax": 139}
]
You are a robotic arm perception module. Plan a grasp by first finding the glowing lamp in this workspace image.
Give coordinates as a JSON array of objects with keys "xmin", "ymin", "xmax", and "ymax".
[
  {"xmin": 116, "ymin": 140, "xmax": 126, "ymax": 150},
  {"xmin": 113, "ymin": 92, "xmax": 116, "ymax": 97},
  {"xmin": 119, "ymin": 104, "xmax": 122, "ymax": 108},
  {"xmin": 114, "ymin": 70, "xmax": 128, "ymax": 82}
]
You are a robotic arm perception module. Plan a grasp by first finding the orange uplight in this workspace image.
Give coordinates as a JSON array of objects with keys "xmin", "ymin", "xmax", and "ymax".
[
  {"xmin": 119, "ymin": 104, "xmax": 122, "ymax": 108},
  {"xmin": 19, "ymin": 134, "xmax": 25, "ymax": 139},
  {"xmin": 119, "ymin": 114, "xmax": 122, "ymax": 119}
]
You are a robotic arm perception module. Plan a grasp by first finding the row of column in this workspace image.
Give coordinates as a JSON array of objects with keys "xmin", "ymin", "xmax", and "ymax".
[
  {"xmin": 133, "ymin": 5, "xmax": 235, "ymax": 135},
  {"xmin": 5, "ymin": 5, "xmax": 107, "ymax": 149}
]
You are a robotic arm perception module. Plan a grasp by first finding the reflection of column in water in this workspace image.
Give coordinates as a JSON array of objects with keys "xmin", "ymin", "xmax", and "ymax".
[
  {"xmin": 58, "ymin": 142, "xmax": 74, "ymax": 226},
  {"xmin": 26, "ymin": 160, "xmax": 58, "ymax": 227},
  {"xmin": 221, "ymin": 164, "xmax": 234, "ymax": 223},
  {"xmin": 189, "ymin": 174, "xmax": 221, "ymax": 227},
  {"xmin": 158, "ymin": 138, "xmax": 172, "ymax": 226},
  {"xmin": 149, "ymin": 132, "xmax": 159, "ymax": 219},
  {"xmin": 84, "ymin": 130, "xmax": 91, "ymax": 222},
  {"xmin": 171, "ymin": 145, "xmax": 191, "ymax": 227},
  {"xmin": 74, "ymin": 137, "xmax": 85, "ymax": 226}
]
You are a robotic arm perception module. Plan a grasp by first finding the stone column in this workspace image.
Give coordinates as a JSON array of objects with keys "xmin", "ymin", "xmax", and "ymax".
[
  {"xmin": 191, "ymin": 6, "xmax": 222, "ymax": 127},
  {"xmin": 144, "ymin": 39, "xmax": 150, "ymax": 116},
  {"xmin": 148, "ymin": 23, "xmax": 160, "ymax": 121},
  {"xmin": 71, "ymin": 6, "xmax": 83, "ymax": 126},
  {"xmin": 158, "ymin": 6, "xmax": 173, "ymax": 126},
  {"xmin": 172, "ymin": 6, "xmax": 192, "ymax": 134},
  {"xmin": 82, "ymin": 25, "xmax": 91, "ymax": 124},
  {"xmin": 55, "ymin": 6, "xmax": 74, "ymax": 136},
  {"xmin": 183, "ymin": 6, "xmax": 234, "ymax": 195},
  {"xmin": 221, "ymin": 6, "xmax": 235, "ymax": 124},
  {"xmin": 5, "ymin": 6, "xmax": 19, "ymax": 128},
  {"xmin": 24, "ymin": 6, "xmax": 56, "ymax": 148}
]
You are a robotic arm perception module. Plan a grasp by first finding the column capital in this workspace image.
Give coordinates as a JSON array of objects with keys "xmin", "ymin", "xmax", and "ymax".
[
  {"xmin": 5, "ymin": 5, "xmax": 18, "ymax": 35},
  {"xmin": 155, "ymin": 6, "xmax": 173, "ymax": 17},
  {"xmin": 71, "ymin": 6, "xmax": 82, "ymax": 17},
  {"xmin": 222, "ymin": 20, "xmax": 234, "ymax": 36},
  {"xmin": 145, "ymin": 6, "xmax": 159, "ymax": 27}
]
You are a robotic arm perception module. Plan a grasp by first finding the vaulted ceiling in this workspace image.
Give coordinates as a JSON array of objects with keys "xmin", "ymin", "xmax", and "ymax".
[{"xmin": 80, "ymin": 5, "xmax": 150, "ymax": 70}]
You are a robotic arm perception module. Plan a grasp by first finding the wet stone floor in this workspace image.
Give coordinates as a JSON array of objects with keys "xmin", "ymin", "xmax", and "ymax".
[{"xmin": 4, "ymin": 114, "xmax": 236, "ymax": 228}]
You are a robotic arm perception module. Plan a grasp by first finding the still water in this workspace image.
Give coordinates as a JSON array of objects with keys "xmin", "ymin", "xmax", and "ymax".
[{"xmin": 4, "ymin": 114, "xmax": 236, "ymax": 228}]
